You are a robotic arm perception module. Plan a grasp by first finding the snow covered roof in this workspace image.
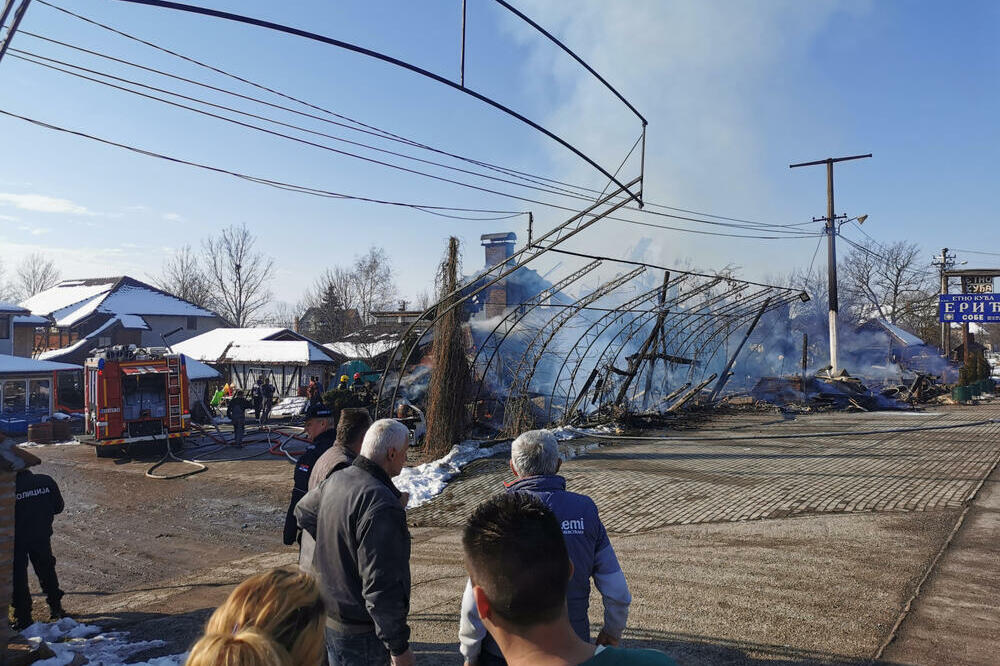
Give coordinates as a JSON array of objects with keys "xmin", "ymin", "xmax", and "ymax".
[
  {"xmin": 324, "ymin": 339, "xmax": 398, "ymax": 360},
  {"xmin": 173, "ymin": 327, "xmax": 338, "ymax": 365},
  {"xmin": 36, "ymin": 316, "xmax": 121, "ymax": 362},
  {"xmin": 21, "ymin": 276, "xmax": 218, "ymax": 325},
  {"xmin": 117, "ymin": 314, "xmax": 150, "ymax": 330},
  {"xmin": 13, "ymin": 314, "xmax": 49, "ymax": 325},
  {"xmin": 0, "ymin": 354, "xmax": 80, "ymax": 374},
  {"xmin": 0, "ymin": 300, "xmax": 29, "ymax": 315},
  {"xmin": 183, "ymin": 356, "xmax": 220, "ymax": 381},
  {"xmin": 876, "ymin": 320, "xmax": 925, "ymax": 347}
]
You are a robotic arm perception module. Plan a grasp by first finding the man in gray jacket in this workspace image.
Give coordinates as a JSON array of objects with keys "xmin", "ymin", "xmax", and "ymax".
[{"xmin": 296, "ymin": 418, "xmax": 414, "ymax": 666}]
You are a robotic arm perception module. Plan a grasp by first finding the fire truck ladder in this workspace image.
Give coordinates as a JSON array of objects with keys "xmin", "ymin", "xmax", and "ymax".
[{"xmin": 166, "ymin": 355, "xmax": 183, "ymax": 430}]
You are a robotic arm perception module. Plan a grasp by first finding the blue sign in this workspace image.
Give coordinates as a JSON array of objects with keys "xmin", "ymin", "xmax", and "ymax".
[{"xmin": 939, "ymin": 293, "xmax": 1000, "ymax": 323}]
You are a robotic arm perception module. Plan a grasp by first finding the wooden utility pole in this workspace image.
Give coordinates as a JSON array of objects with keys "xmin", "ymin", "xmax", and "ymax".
[
  {"xmin": 0, "ymin": 0, "xmax": 32, "ymax": 65},
  {"xmin": 932, "ymin": 248, "xmax": 955, "ymax": 356},
  {"xmin": 789, "ymin": 153, "xmax": 871, "ymax": 376}
]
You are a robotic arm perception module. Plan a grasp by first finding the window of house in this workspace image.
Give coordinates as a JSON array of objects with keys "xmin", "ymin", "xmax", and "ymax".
[
  {"xmin": 98, "ymin": 336, "xmax": 111, "ymax": 347},
  {"xmin": 57, "ymin": 371, "xmax": 84, "ymax": 411},
  {"xmin": 28, "ymin": 379, "xmax": 50, "ymax": 411},
  {"xmin": 186, "ymin": 316, "xmax": 197, "ymax": 330},
  {"xmin": 2, "ymin": 379, "xmax": 26, "ymax": 414},
  {"xmin": 0, "ymin": 316, "xmax": 9, "ymax": 339}
]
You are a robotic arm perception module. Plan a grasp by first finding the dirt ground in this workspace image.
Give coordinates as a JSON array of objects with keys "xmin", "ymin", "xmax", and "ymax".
[{"xmin": 13, "ymin": 405, "xmax": 1000, "ymax": 665}]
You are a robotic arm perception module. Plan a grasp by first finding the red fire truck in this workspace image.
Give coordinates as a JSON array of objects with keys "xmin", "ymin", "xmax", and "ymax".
[{"xmin": 81, "ymin": 346, "xmax": 191, "ymax": 455}]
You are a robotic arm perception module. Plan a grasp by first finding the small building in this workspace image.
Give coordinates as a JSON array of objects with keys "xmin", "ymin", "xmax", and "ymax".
[
  {"xmin": 0, "ymin": 301, "xmax": 35, "ymax": 358},
  {"xmin": 325, "ymin": 310, "xmax": 432, "ymax": 370},
  {"xmin": 173, "ymin": 327, "xmax": 344, "ymax": 396},
  {"xmin": 0, "ymin": 355, "xmax": 82, "ymax": 434},
  {"xmin": 22, "ymin": 276, "xmax": 225, "ymax": 364}
]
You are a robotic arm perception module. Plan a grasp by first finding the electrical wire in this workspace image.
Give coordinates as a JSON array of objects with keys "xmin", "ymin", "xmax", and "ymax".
[
  {"xmin": 25, "ymin": 2, "xmax": 827, "ymax": 236},
  {"xmin": 951, "ymin": 248, "xmax": 1000, "ymax": 258},
  {"xmin": 12, "ymin": 46, "xmax": 821, "ymax": 238},
  {"xmin": 0, "ymin": 107, "xmax": 536, "ymax": 218}
]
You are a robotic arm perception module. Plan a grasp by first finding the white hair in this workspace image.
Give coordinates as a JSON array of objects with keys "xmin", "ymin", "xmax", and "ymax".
[
  {"xmin": 360, "ymin": 419, "xmax": 409, "ymax": 463},
  {"xmin": 511, "ymin": 430, "xmax": 560, "ymax": 477}
]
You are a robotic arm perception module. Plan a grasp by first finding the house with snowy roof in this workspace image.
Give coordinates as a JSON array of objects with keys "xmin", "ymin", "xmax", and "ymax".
[
  {"xmin": 21, "ymin": 276, "xmax": 225, "ymax": 364},
  {"xmin": 173, "ymin": 327, "xmax": 345, "ymax": 396}
]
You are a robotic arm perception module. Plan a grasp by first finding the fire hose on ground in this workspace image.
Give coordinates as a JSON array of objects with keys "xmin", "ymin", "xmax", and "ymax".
[{"xmin": 144, "ymin": 423, "xmax": 311, "ymax": 479}]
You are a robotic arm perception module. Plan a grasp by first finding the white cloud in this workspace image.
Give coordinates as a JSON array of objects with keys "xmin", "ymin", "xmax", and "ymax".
[
  {"xmin": 504, "ymin": 1, "xmax": 870, "ymax": 279},
  {"xmin": 0, "ymin": 213, "xmax": 18, "ymax": 222},
  {"xmin": 18, "ymin": 224, "xmax": 50, "ymax": 236},
  {"xmin": 0, "ymin": 192, "xmax": 95, "ymax": 215},
  {"xmin": 162, "ymin": 212, "xmax": 183, "ymax": 222}
]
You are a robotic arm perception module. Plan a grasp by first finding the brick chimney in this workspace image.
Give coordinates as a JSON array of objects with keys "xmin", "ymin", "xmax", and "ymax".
[{"xmin": 481, "ymin": 232, "xmax": 517, "ymax": 318}]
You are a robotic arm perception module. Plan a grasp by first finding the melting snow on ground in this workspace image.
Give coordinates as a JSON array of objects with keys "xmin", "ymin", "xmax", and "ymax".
[
  {"xmin": 19, "ymin": 439, "xmax": 79, "ymax": 448},
  {"xmin": 396, "ymin": 425, "xmax": 613, "ymax": 509},
  {"xmin": 21, "ymin": 618, "xmax": 186, "ymax": 665}
]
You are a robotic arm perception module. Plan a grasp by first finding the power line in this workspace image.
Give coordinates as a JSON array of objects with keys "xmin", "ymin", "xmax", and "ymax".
[
  {"xmin": 28, "ymin": 2, "xmax": 822, "ymax": 235},
  {"xmin": 529, "ymin": 245, "xmax": 802, "ymax": 293},
  {"xmin": 0, "ymin": 107, "xmax": 533, "ymax": 218},
  {"xmin": 14, "ymin": 45, "xmax": 821, "ymax": 239},
  {"xmin": 950, "ymin": 248, "xmax": 1000, "ymax": 258}
]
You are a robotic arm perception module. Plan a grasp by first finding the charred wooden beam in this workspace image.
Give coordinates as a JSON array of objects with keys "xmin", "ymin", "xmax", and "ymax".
[{"xmin": 666, "ymin": 373, "xmax": 717, "ymax": 412}]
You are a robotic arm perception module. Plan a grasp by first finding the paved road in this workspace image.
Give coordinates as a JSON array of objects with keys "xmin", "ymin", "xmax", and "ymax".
[{"xmin": 17, "ymin": 403, "xmax": 1000, "ymax": 664}]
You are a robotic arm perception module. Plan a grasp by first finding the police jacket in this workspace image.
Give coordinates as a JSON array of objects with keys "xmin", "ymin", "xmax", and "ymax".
[
  {"xmin": 15, "ymin": 470, "xmax": 64, "ymax": 544},
  {"xmin": 282, "ymin": 428, "xmax": 335, "ymax": 545},
  {"xmin": 295, "ymin": 456, "xmax": 411, "ymax": 657},
  {"xmin": 459, "ymin": 474, "xmax": 631, "ymax": 663}
]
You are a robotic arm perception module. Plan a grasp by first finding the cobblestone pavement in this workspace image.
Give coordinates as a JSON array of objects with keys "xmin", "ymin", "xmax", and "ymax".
[{"xmin": 409, "ymin": 405, "xmax": 1000, "ymax": 532}]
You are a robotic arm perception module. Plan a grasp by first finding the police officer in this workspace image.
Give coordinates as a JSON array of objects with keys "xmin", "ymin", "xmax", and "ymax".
[
  {"xmin": 12, "ymin": 467, "xmax": 66, "ymax": 631},
  {"xmin": 282, "ymin": 402, "xmax": 337, "ymax": 547}
]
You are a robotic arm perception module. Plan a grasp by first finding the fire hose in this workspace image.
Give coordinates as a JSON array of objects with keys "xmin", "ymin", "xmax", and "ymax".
[{"xmin": 145, "ymin": 424, "xmax": 310, "ymax": 478}]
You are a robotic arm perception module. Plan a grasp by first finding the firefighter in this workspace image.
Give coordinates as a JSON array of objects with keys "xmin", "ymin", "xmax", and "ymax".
[
  {"xmin": 260, "ymin": 377, "xmax": 276, "ymax": 425},
  {"xmin": 337, "ymin": 375, "xmax": 349, "ymax": 391},
  {"xmin": 226, "ymin": 390, "xmax": 252, "ymax": 447},
  {"xmin": 11, "ymin": 467, "xmax": 66, "ymax": 631},
  {"xmin": 282, "ymin": 402, "xmax": 337, "ymax": 547},
  {"xmin": 251, "ymin": 378, "xmax": 264, "ymax": 421}
]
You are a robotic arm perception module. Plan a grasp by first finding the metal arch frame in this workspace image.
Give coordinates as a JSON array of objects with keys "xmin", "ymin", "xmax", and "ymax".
[
  {"xmin": 468, "ymin": 260, "xmax": 602, "ymax": 412},
  {"xmin": 376, "ymin": 179, "xmax": 637, "ymax": 415},
  {"xmin": 621, "ymin": 285, "xmax": 760, "ymax": 406},
  {"xmin": 684, "ymin": 292, "xmax": 802, "ymax": 388},
  {"xmin": 604, "ymin": 286, "xmax": 756, "ymax": 410},
  {"xmin": 577, "ymin": 278, "xmax": 728, "ymax": 418},
  {"xmin": 667, "ymin": 289, "xmax": 778, "ymax": 382},
  {"xmin": 594, "ymin": 286, "xmax": 774, "ymax": 413},
  {"xmin": 501, "ymin": 266, "xmax": 645, "ymax": 433},
  {"xmin": 513, "ymin": 266, "xmax": 646, "ymax": 404},
  {"xmin": 114, "ymin": 0, "xmax": 644, "ymax": 206},
  {"xmin": 545, "ymin": 274, "xmax": 690, "ymax": 422}
]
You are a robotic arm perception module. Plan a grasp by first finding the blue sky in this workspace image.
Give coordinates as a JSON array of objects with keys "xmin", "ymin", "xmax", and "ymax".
[{"xmin": 1, "ymin": 0, "xmax": 998, "ymax": 309}]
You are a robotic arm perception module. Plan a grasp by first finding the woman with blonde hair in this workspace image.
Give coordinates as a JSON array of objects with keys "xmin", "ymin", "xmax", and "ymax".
[{"xmin": 186, "ymin": 568, "xmax": 326, "ymax": 666}]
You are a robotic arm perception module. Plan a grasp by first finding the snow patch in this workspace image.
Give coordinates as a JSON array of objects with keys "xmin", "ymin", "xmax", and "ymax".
[
  {"xmin": 397, "ymin": 440, "xmax": 511, "ymax": 509},
  {"xmin": 396, "ymin": 426, "xmax": 610, "ymax": 509},
  {"xmin": 21, "ymin": 618, "xmax": 186, "ymax": 666},
  {"xmin": 19, "ymin": 439, "xmax": 78, "ymax": 448}
]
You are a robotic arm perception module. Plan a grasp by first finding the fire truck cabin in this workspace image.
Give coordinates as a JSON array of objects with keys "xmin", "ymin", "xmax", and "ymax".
[{"xmin": 82, "ymin": 346, "xmax": 191, "ymax": 452}]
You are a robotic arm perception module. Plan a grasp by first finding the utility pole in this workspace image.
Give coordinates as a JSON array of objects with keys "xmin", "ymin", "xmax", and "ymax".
[
  {"xmin": 932, "ymin": 248, "xmax": 956, "ymax": 356},
  {"xmin": 789, "ymin": 153, "xmax": 871, "ymax": 375},
  {"xmin": 0, "ymin": 0, "xmax": 32, "ymax": 65}
]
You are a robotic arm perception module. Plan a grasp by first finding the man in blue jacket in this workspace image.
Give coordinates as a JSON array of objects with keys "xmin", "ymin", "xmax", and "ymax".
[{"xmin": 459, "ymin": 430, "xmax": 631, "ymax": 665}]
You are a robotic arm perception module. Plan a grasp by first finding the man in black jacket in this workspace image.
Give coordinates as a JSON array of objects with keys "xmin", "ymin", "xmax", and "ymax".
[
  {"xmin": 282, "ymin": 402, "xmax": 336, "ymax": 546},
  {"xmin": 296, "ymin": 418, "xmax": 413, "ymax": 666},
  {"xmin": 12, "ymin": 468, "xmax": 66, "ymax": 631}
]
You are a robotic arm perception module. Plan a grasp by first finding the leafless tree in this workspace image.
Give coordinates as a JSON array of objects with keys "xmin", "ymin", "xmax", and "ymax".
[
  {"xmin": 14, "ymin": 252, "xmax": 60, "ymax": 301},
  {"xmin": 415, "ymin": 289, "xmax": 432, "ymax": 311},
  {"xmin": 352, "ymin": 247, "xmax": 397, "ymax": 322},
  {"xmin": 153, "ymin": 244, "xmax": 214, "ymax": 309},
  {"xmin": 0, "ymin": 258, "xmax": 13, "ymax": 301},
  {"xmin": 305, "ymin": 247, "xmax": 397, "ymax": 330},
  {"xmin": 841, "ymin": 239, "xmax": 935, "ymax": 331},
  {"xmin": 203, "ymin": 224, "xmax": 275, "ymax": 327},
  {"xmin": 302, "ymin": 270, "xmax": 363, "ymax": 341}
]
